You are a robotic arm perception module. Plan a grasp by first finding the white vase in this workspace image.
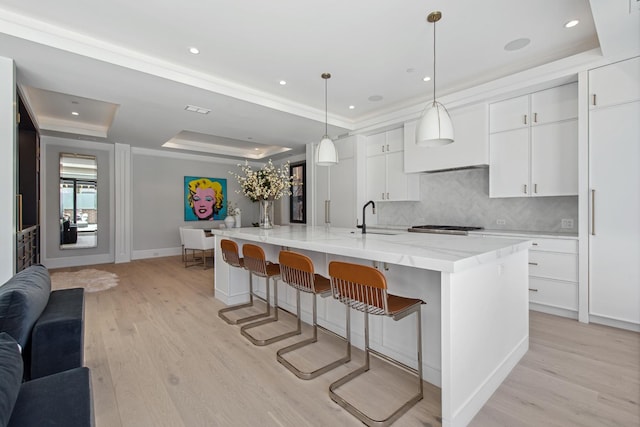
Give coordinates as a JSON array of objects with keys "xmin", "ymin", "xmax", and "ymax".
[
  {"xmin": 234, "ymin": 213, "xmax": 241, "ymax": 228},
  {"xmin": 224, "ymin": 215, "xmax": 235, "ymax": 228}
]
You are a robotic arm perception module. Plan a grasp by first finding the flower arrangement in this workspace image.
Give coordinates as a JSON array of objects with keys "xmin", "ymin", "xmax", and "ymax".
[{"xmin": 230, "ymin": 159, "xmax": 293, "ymax": 202}]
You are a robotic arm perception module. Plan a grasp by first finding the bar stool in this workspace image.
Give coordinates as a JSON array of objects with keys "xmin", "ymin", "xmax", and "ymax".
[
  {"xmin": 276, "ymin": 250, "xmax": 351, "ymax": 379},
  {"xmin": 328, "ymin": 261, "xmax": 425, "ymax": 427},
  {"xmin": 240, "ymin": 244, "xmax": 301, "ymax": 346},
  {"xmin": 218, "ymin": 239, "xmax": 271, "ymax": 325}
]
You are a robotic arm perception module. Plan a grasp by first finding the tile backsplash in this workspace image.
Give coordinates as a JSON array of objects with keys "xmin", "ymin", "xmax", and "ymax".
[{"xmin": 377, "ymin": 167, "xmax": 578, "ymax": 232}]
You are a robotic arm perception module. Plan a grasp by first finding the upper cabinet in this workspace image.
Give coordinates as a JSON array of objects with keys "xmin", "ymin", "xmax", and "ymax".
[
  {"xmin": 489, "ymin": 83, "xmax": 578, "ymax": 198},
  {"xmin": 366, "ymin": 128, "xmax": 419, "ymax": 201},
  {"xmin": 404, "ymin": 103, "xmax": 488, "ymax": 173},
  {"xmin": 589, "ymin": 56, "xmax": 640, "ymax": 110}
]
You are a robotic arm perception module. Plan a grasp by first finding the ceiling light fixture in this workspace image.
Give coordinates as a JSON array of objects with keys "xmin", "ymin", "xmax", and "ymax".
[
  {"xmin": 71, "ymin": 111, "xmax": 79, "ymax": 116},
  {"xmin": 423, "ymin": 76, "xmax": 432, "ymax": 82},
  {"xmin": 279, "ymin": 80, "xmax": 287, "ymax": 85},
  {"xmin": 349, "ymin": 105, "xmax": 355, "ymax": 110},
  {"xmin": 416, "ymin": 11, "xmax": 454, "ymax": 147},
  {"xmin": 189, "ymin": 47, "xmax": 200, "ymax": 54},
  {"xmin": 564, "ymin": 19, "xmax": 579, "ymax": 28},
  {"xmin": 316, "ymin": 73, "xmax": 338, "ymax": 166}
]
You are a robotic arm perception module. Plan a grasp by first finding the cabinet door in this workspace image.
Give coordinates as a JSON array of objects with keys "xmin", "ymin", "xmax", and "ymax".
[
  {"xmin": 589, "ymin": 101, "xmax": 640, "ymax": 325},
  {"xmin": 366, "ymin": 154, "xmax": 386, "ymax": 201},
  {"xmin": 385, "ymin": 151, "xmax": 407, "ymax": 200},
  {"xmin": 366, "ymin": 132, "xmax": 387, "ymax": 156},
  {"xmin": 385, "ymin": 128, "xmax": 403, "ymax": 153},
  {"xmin": 489, "ymin": 95, "xmax": 529, "ymax": 133},
  {"xmin": 531, "ymin": 120, "xmax": 578, "ymax": 196},
  {"xmin": 489, "ymin": 128, "xmax": 529, "ymax": 197},
  {"xmin": 531, "ymin": 83, "xmax": 578, "ymax": 125},
  {"xmin": 589, "ymin": 56, "xmax": 640, "ymax": 110}
]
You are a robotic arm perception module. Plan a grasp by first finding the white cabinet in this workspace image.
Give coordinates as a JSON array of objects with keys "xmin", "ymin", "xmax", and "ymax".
[
  {"xmin": 404, "ymin": 103, "xmax": 488, "ymax": 173},
  {"xmin": 366, "ymin": 128, "xmax": 419, "ymax": 201},
  {"xmin": 588, "ymin": 57, "xmax": 640, "ymax": 330},
  {"xmin": 477, "ymin": 232, "xmax": 579, "ymax": 318},
  {"xmin": 315, "ymin": 135, "xmax": 358, "ymax": 227},
  {"xmin": 589, "ymin": 56, "xmax": 640, "ymax": 110},
  {"xmin": 489, "ymin": 83, "xmax": 578, "ymax": 198}
]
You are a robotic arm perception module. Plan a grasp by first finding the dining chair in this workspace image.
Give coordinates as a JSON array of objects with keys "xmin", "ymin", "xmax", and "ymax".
[
  {"xmin": 182, "ymin": 228, "xmax": 214, "ymax": 269},
  {"xmin": 178, "ymin": 225, "xmax": 194, "ymax": 262}
]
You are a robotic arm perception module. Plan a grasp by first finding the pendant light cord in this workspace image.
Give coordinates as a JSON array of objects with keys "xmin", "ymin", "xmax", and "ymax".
[
  {"xmin": 432, "ymin": 18, "xmax": 437, "ymax": 104},
  {"xmin": 324, "ymin": 77, "xmax": 328, "ymax": 136}
]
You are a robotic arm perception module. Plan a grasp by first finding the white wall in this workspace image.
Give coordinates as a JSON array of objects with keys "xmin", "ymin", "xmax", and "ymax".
[
  {"xmin": 131, "ymin": 149, "xmax": 264, "ymax": 259},
  {"xmin": 0, "ymin": 57, "xmax": 16, "ymax": 282}
]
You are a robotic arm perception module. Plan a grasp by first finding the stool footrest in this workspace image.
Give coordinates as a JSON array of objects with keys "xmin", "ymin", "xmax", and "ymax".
[
  {"xmin": 277, "ymin": 324, "xmax": 351, "ymax": 380},
  {"xmin": 240, "ymin": 308, "xmax": 302, "ymax": 346}
]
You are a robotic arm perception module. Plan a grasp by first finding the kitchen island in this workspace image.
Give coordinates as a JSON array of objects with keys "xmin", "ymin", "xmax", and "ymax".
[{"xmin": 211, "ymin": 225, "xmax": 531, "ymax": 427}]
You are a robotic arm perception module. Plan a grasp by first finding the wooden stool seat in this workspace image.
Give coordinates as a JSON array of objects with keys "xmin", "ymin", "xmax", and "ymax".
[
  {"xmin": 328, "ymin": 261, "xmax": 425, "ymax": 427},
  {"xmin": 276, "ymin": 251, "xmax": 350, "ymax": 380}
]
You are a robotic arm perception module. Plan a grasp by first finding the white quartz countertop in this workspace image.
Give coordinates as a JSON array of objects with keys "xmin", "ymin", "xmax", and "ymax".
[{"xmin": 211, "ymin": 225, "xmax": 530, "ymax": 273}]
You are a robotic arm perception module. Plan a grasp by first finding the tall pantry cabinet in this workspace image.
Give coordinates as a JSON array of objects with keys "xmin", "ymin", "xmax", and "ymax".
[{"xmin": 588, "ymin": 56, "xmax": 640, "ymax": 330}]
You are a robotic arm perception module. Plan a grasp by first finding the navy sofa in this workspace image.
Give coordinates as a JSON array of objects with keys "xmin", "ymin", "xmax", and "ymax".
[{"xmin": 0, "ymin": 265, "xmax": 93, "ymax": 427}]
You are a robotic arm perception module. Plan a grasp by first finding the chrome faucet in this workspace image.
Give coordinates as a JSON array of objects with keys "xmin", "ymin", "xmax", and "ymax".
[{"xmin": 357, "ymin": 200, "xmax": 376, "ymax": 234}]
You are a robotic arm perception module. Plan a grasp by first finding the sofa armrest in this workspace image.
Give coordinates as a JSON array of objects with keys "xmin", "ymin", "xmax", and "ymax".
[{"xmin": 29, "ymin": 288, "xmax": 84, "ymax": 379}]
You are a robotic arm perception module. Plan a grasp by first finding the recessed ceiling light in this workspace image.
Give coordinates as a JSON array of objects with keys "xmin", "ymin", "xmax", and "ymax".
[
  {"xmin": 254, "ymin": 148, "xmax": 260, "ymax": 151},
  {"xmin": 423, "ymin": 76, "xmax": 432, "ymax": 82},
  {"xmin": 349, "ymin": 105, "xmax": 355, "ymax": 110},
  {"xmin": 504, "ymin": 38, "xmax": 531, "ymax": 51},
  {"xmin": 279, "ymin": 80, "xmax": 287, "ymax": 85},
  {"xmin": 71, "ymin": 111, "xmax": 79, "ymax": 116},
  {"xmin": 564, "ymin": 20, "xmax": 579, "ymax": 28},
  {"xmin": 189, "ymin": 47, "xmax": 200, "ymax": 55}
]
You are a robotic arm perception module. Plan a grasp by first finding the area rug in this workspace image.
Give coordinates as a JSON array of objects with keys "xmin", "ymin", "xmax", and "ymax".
[{"xmin": 50, "ymin": 269, "xmax": 119, "ymax": 293}]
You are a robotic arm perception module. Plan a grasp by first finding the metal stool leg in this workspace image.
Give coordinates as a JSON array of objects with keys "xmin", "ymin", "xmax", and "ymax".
[
  {"xmin": 219, "ymin": 273, "xmax": 273, "ymax": 325},
  {"xmin": 329, "ymin": 305, "xmax": 424, "ymax": 427},
  {"xmin": 240, "ymin": 278, "xmax": 301, "ymax": 346},
  {"xmin": 277, "ymin": 295, "xmax": 351, "ymax": 379}
]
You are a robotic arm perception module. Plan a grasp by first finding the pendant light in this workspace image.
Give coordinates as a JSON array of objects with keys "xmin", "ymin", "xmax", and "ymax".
[
  {"xmin": 416, "ymin": 11, "xmax": 454, "ymax": 147},
  {"xmin": 316, "ymin": 72, "xmax": 338, "ymax": 166}
]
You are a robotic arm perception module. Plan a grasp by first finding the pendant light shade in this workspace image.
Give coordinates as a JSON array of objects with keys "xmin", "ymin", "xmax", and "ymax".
[
  {"xmin": 416, "ymin": 11, "xmax": 454, "ymax": 147},
  {"xmin": 316, "ymin": 72, "xmax": 338, "ymax": 166}
]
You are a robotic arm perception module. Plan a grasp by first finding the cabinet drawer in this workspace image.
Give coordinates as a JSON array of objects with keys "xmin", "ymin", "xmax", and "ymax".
[
  {"xmin": 529, "ymin": 277, "xmax": 578, "ymax": 311},
  {"xmin": 529, "ymin": 237, "xmax": 577, "ymax": 253},
  {"xmin": 529, "ymin": 251, "xmax": 577, "ymax": 282}
]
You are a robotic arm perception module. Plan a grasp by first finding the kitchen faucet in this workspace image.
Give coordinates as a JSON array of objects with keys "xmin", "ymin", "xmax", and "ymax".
[{"xmin": 357, "ymin": 200, "xmax": 376, "ymax": 234}]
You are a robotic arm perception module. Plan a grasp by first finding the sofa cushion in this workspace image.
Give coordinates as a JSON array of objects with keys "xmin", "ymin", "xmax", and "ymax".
[
  {"xmin": 0, "ymin": 265, "xmax": 51, "ymax": 348},
  {"xmin": 0, "ymin": 333, "xmax": 23, "ymax": 427},
  {"xmin": 8, "ymin": 367, "xmax": 94, "ymax": 427}
]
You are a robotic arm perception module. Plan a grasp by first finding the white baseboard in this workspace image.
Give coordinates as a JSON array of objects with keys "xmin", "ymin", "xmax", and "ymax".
[
  {"xmin": 42, "ymin": 253, "xmax": 115, "ymax": 269},
  {"xmin": 132, "ymin": 247, "xmax": 181, "ymax": 260},
  {"xmin": 589, "ymin": 314, "xmax": 640, "ymax": 332},
  {"xmin": 530, "ymin": 303, "xmax": 578, "ymax": 319}
]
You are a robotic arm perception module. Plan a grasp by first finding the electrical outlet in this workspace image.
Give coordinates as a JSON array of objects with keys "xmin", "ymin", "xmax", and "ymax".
[
  {"xmin": 561, "ymin": 219, "xmax": 574, "ymax": 229},
  {"xmin": 496, "ymin": 219, "xmax": 506, "ymax": 225}
]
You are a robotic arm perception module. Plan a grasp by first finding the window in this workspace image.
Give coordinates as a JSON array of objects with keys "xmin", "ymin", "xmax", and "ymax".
[{"xmin": 289, "ymin": 162, "xmax": 306, "ymax": 223}]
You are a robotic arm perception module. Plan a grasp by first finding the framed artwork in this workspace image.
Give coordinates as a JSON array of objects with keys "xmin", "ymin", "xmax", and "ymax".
[
  {"xmin": 289, "ymin": 162, "xmax": 306, "ymax": 223},
  {"xmin": 184, "ymin": 176, "xmax": 227, "ymax": 221}
]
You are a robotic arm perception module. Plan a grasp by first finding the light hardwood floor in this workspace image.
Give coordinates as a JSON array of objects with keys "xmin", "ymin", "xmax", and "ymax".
[{"xmin": 52, "ymin": 256, "xmax": 640, "ymax": 427}]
